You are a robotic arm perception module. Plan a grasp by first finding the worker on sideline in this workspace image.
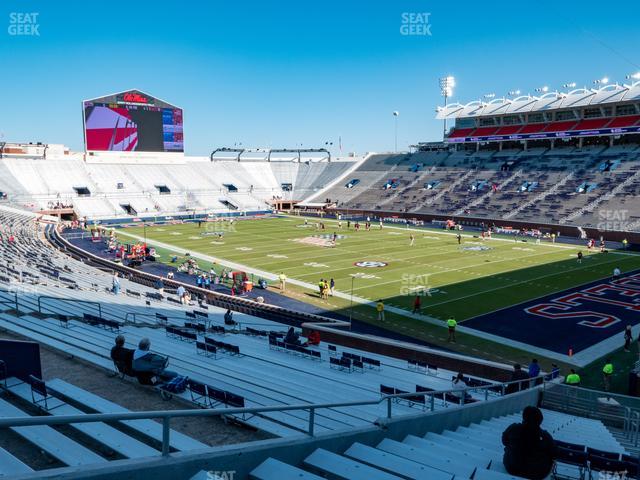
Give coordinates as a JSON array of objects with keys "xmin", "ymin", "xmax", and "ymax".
[
  {"xmin": 447, "ymin": 317, "xmax": 457, "ymax": 342},
  {"xmin": 565, "ymin": 369, "xmax": 581, "ymax": 386},
  {"xmin": 376, "ymin": 299, "xmax": 385, "ymax": 322},
  {"xmin": 602, "ymin": 359, "xmax": 614, "ymax": 392},
  {"xmin": 278, "ymin": 272, "xmax": 287, "ymax": 292}
]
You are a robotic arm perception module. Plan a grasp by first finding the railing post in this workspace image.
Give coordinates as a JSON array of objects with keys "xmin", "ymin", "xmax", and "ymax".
[
  {"xmin": 37, "ymin": 296, "xmax": 42, "ymax": 315},
  {"xmin": 308, "ymin": 408, "xmax": 315, "ymax": 436},
  {"xmin": 98, "ymin": 303, "xmax": 102, "ymax": 320},
  {"xmin": 162, "ymin": 417, "xmax": 171, "ymax": 456},
  {"xmin": 387, "ymin": 397, "xmax": 392, "ymax": 419},
  {"xmin": 14, "ymin": 291, "xmax": 18, "ymax": 314},
  {"xmin": 484, "ymin": 387, "xmax": 489, "ymax": 402},
  {"xmin": 429, "ymin": 394, "xmax": 435, "ymax": 412}
]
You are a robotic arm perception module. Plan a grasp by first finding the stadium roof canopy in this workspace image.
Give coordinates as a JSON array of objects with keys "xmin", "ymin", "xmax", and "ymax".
[
  {"xmin": 435, "ymin": 81, "xmax": 640, "ymax": 120},
  {"xmin": 83, "ymin": 89, "xmax": 181, "ymax": 110}
]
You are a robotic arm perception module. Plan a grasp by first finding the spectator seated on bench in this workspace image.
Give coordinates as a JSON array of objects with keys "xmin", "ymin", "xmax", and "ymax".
[
  {"xmin": 284, "ymin": 327, "xmax": 302, "ymax": 346},
  {"xmin": 306, "ymin": 330, "xmax": 321, "ymax": 346},
  {"xmin": 133, "ymin": 338, "xmax": 179, "ymax": 385},
  {"xmin": 110, "ymin": 335, "xmax": 135, "ymax": 378},
  {"xmin": 224, "ymin": 309, "xmax": 236, "ymax": 327},
  {"xmin": 503, "ymin": 406, "xmax": 556, "ymax": 480}
]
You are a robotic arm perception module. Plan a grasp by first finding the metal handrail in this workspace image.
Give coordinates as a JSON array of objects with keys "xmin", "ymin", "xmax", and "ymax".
[
  {"xmin": 0, "ymin": 289, "xmax": 18, "ymax": 313},
  {"xmin": 0, "ymin": 377, "xmax": 549, "ymax": 456},
  {"xmin": 37, "ymin": 294, "xmax": 102, "ymax": 319},
  {"xmin": 124, "ymin": 312, "xmax": 190, "ymax": 325}
]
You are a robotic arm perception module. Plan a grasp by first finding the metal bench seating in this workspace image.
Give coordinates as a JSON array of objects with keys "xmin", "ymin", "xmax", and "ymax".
[
  {"xmin": 83, "ymin": 313, "xmax": 119, "ymax": 332},
  {"xmin": 165, "ymin": 326, "xmax": 197, "ymax": 343},
  {"xmin": 204, "ymin": 337, "xmax": 240, "ymax": 355},
  {"xmin": 195, "ymin": 340, "xmax": 217, "ymax": 358},
  {"xmin": 187, "ymin": 380, "xmax": 245, "ymax": 409}
]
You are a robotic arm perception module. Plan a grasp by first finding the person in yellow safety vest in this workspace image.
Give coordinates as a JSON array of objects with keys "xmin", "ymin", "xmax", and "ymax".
[
  {"xmin": 447, "ymin": 317, "xmax": 457, "ymax": 342},
  {"xmin": 622, "ymin": 238, "xmax": 628, "ymax": 250},
  {"xmin": 376, "ymin": 300, "xmax": 385, "ymax": 322},
  {"xmin": 278, "ymin": 272, "xmax": 287, "ymax": 292},
  {"xmin": 602, "ymin": 359, "xmax": 613, "ymax": 392},
  {"xmin": 565, "ymin": 369, "xmax": 581, "ymax": 386}
]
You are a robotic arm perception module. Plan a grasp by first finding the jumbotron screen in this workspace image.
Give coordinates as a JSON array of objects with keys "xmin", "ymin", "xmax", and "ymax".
[{"xmin": 83, "ymin": 90, "xmax": 183, "ymax": 152}]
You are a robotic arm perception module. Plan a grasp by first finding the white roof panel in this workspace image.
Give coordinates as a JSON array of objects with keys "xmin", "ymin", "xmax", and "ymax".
[
  {"xmin": 436, "ymin": 82, "xmax": 640, "ymax": 120},
  {"xmin": 458, "ymin": 101, "xmax": 486, "ymax": 118},
  {"xmin": 504, "ymin": 96, "xmax": 538, "ymax": 115},
  {"xmin": 620, "ymin": 82, "xmax": 640, "ymax": 102},
  {"xmin": 560, "ymin": 89, "xmax": 596, "ymax": 108},
  {"xmin": 529, "ymin": 92, "xmax": 564, "ymax": 112},
  {"xmin": 590, "ymin": 84, "xmax": 628, "ymax": 105},
  {"xmin": 483, "ymin": 99, "xmax": 511, "ymax": 116}
]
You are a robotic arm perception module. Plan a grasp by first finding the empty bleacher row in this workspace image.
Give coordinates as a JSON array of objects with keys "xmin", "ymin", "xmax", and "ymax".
[
  {"xmin": 247, "ymin": 408, "xmax": 631, "ymax": 480},
  {"xmin": 0, "ymin": 372, "xmax": 208, "ymax": 476}
]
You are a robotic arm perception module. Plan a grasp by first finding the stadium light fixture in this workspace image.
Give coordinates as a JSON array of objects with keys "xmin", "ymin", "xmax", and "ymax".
[
  {"xmin": 508, "ymin": 90, "xmax": 521, "ymax": 97},
  {"xmin": 563, "ymin": 82, "xmax": 577, "ymax": 89},
  {"xmin": 439, "ymin": 76, "xmax": 456, "ymax": 138},
  {"xmin": 483, "ymin": 93, "xmax": 496, "ymax": 100},
  {"xmin": 393, "ymin": 111, "xmax": 399, "ymax": 153},
  {"xmin": 534, "ymin": 86, "xmax": 549, "ymax": 93},
  {"xmin": 593, "ymin": 77, "xmax": 609, "ymax": 86},
  {"xmin": 626, "ymin": 73, "xmax": 640, "ymax": 80}
]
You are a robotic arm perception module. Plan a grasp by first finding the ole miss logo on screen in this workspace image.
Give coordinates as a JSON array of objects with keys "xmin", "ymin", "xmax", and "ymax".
[{"xmin": 120, "ymin": 92, "xmax": 150, "ymax": 104}]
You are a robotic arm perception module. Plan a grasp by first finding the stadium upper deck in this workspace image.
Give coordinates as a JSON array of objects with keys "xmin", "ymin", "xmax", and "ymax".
[{"xmin": 438, "ymin": 81, "xmax": 640, "ymax": 146}]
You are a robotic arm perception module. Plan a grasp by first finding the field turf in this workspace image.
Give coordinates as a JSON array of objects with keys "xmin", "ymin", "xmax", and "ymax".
[{"xmin": 120, "ymin": 215, "xmax": 640, "ymax": 323}]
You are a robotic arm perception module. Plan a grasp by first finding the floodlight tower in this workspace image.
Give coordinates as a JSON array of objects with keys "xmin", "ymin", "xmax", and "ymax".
[
  {"xmin": 392, "ymin": 111, "xmax": 399, "ymax": 152},
  {"xmin": 439, "ymin": 76, "xmax": 456, "ymax": 139}
]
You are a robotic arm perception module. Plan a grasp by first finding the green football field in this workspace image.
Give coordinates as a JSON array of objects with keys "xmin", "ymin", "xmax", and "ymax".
[{"xmin": 118, "ymin": 215, "xmax": 640, "ymax": 322}]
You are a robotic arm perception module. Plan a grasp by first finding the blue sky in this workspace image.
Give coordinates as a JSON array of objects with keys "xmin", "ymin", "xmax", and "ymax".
[{"xmin": 1, "ymin": 0, "xmax": 639, "ymax": 155}]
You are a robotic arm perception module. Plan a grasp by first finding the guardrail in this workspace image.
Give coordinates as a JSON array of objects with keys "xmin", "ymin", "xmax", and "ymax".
[
  {"xmin": 0, "ymin": 377, "xmax": 549, "ymax": 457},
  {"xmin": 541, "ymin": 382, "xmax": 640, "ymax": 446},
  {"xmin": 0, "ymin": 288, "xmax": 18, "ymax": 313},
  {"xmin": 37, "ymin": 295, "xmax": 103, "ymax": 320}
]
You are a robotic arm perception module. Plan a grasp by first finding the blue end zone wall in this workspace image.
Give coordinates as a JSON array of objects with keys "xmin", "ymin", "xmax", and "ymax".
[
  {"xmin": 87, "ymin": 210, "xmax": 273, "ymax": 227},
  {"xmin": 464, "ymin": 270, "xmax": 640, "ymax": 354}
]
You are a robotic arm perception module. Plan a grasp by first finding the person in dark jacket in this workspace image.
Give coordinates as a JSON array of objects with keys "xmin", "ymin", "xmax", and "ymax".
[
  {"xmin": 132, "ymin": 338, "xmax": 178, "ymax": 384},
  {"xmin": 502, "ymin": 406, "xmax": 556, "ymax": 479},
  {"xmin": 110, "ymin": 335, "xmax": 134, "ymax": 375},
  {"xmin": 284, "ymin": 327, "xmax": 301, "ymax": 346},
  {"xmin": 528, "ymin": 358, "xmax": 542, "ymax": 385},
  {"xmin": 505, "ymin": 364, "xmax": 530, "ymax": 394},
  {"xmin": 224, "ymin": 309, "xmax": 236, "ymax": 326}
]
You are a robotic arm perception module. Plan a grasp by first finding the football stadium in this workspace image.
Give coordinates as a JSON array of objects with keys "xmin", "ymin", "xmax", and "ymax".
[{"xmin": 2, "ymin": 2, "xmax": 640, "ymax": 479}]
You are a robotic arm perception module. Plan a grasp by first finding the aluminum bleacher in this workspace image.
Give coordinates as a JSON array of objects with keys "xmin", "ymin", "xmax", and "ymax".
[
  {"xmin": 317, "ymin": 146, "xmax": 640, "ymax": 231},
  {"xmin": 248, "ymin": 408, "xmax": 630, "ymax": 480}
]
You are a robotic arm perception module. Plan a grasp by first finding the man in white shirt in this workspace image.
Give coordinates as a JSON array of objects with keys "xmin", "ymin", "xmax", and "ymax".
[
  {"xmin": 176, "ymin": 285, "xmax": 186, "ymax": 303},
  {"xmin": 451, "ymin": 372, "xmax": 468, "ymax": 403}
]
